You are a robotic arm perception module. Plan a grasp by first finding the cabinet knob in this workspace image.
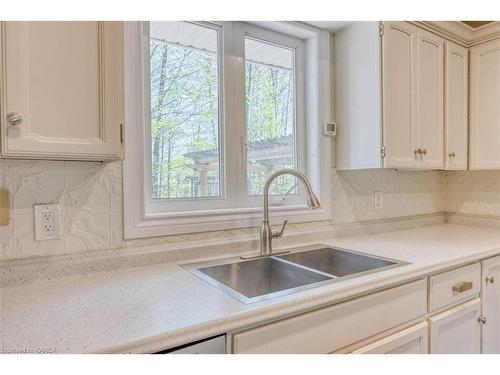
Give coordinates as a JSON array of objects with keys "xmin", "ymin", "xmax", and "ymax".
[
  {"xmin": 421, "ymin": 148, "xmax": 427, "ymax": 155},
  {"xmin": 414, "ymin": 148, "xmax": 422, "ymax": 155},
  {"xmin": 6, "ymin": 112, "xmax": 22, "ymax": 126},
  {"xmin": 448, "ymin": 152, "xmax": 456, "ymax": 158},
  {"xmin": 478, "ymin": 316, "xmax": 487, "ymax": 325},
  {"xmin": 486, "ymin": 276, "xmax": 495, "ymax": 284}
]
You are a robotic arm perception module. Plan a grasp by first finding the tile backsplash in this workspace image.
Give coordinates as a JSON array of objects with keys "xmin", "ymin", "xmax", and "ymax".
[
  {"xmin": 331, "ymin": 169, "xmax": 445, "ymax": 224},
  {"xmin": 0, "ymin": 160, "xmax": 122, "ymax": 260},
  {"xmin": 444, "ymin": 170, "xmax": 500, "ymax": 217},
  {"xmin": 0, "ymin": 159, "xmax": 498, "ymax": 260}
]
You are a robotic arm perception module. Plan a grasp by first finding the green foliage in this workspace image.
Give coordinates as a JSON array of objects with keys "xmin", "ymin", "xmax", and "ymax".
[
  {"xmin": 150, "ymin": 40, "xmax": 219, "ymax": 199},
  {"xmin": 150, "ymin": 37, "xmax": 296, "ymax": 200}
]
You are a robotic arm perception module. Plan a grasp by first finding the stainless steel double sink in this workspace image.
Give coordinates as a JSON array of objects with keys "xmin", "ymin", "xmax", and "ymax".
[{"xmin": 183, "ymin": 246, "xmax": 408, "ymax": 304}]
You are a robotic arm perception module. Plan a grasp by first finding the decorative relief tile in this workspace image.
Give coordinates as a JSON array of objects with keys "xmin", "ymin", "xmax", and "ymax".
[
  {"xmin": 0, "ymin": 160, "xmax": 125, "ymax": 260},
  {"xmin": 444, "ymin": 171, "xmax": 500, "ymax": 216},
  {"xmin": 1, "ymin": 157, "xmax": 499, "ymax": 261},
  {"xmin": 10, "ymin": 160, "xmax": 67, "ymax": 259},
  {"xmin": 331, "ymin": 169, "xmax": 445, "ymax": 225},
  {"xmin": 64, "ymin": 161, "xmax": 113, "ymax": 253}
]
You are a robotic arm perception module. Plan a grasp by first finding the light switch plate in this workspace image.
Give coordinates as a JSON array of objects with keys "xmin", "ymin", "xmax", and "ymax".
[{"xmin": 34, "ymin": 204, "xmax": 62, "ymax": 240}]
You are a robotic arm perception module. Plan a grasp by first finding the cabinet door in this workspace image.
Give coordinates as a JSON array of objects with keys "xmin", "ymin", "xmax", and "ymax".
[
  {"xmin": 416, "ymin": 29, "xmax": 444, "ymax": 169},
  {"xmin": 352, "ymin": 322, "xmax": 428, "ymax": 354},
  {"xmin": 482, "ymin": 255, "xmax": 500, "ymax": 353},
  {"xmin": 444, "ymin": 41, "xmax": 468, "ymax": 170},
  {"xmin": 382, "ymin": 21, "xmax": 419, "ymax": 168},
  {"xmin": 429, "ymin": 298, "xmax": 481, "ymax": 354},
  {"xmin": 0, "ymin": 22, "xmax": 123, "ymax": 161},
  {"xmin": 469, "ymin": 38, "xmax": 500, "ymax": 170}
]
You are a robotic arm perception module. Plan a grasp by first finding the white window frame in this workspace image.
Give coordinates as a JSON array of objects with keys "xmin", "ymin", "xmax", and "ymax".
[
  {"xmin": 123, "ymin": 21, "xmax": 332, "ymax": 239},
  {"xmin": 144, "ymin": 21, "xmax": 234, "ymax": 213},
  {"xmin": 234, "ymin": 22, "xmax": 307, "ymax": 209}
]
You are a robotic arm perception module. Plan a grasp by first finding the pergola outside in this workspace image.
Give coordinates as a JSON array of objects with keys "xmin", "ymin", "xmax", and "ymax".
[{"xmin": 184, "ymin": 134, "xmax": 294, "ymax": 196}]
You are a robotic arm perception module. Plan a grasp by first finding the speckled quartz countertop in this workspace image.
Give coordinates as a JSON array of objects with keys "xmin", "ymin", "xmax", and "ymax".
[{"xmin": 1, "ymin": 224, "xmax": 499, "ymax": 354}]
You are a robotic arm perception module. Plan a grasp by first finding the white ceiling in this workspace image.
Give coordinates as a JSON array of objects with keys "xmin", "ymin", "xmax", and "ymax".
[{"xmin": 302, "ymin": 21, "xmax": 354, "ymax": 33}]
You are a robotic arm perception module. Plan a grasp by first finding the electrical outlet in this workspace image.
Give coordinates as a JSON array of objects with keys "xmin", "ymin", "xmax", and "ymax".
[
  {"xmin": 374, "ymin": 191, "xmax": 383, "ymax": 211},
  {"xmin": 34, "ymin": 204, "xmax": 61, "ymax": 240}
]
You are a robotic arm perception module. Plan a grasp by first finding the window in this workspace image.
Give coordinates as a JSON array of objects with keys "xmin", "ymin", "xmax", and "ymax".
[
  {"xmin": 124, "ymin": 21, "xmax": 331, "ymax": 238},
  {"xmin": 245, "ymin": 37, "xmax": 298, "ymax": 197},
  {"xmin": 149, "ymin": 22, "xmax": 221, "ymax": 200}
]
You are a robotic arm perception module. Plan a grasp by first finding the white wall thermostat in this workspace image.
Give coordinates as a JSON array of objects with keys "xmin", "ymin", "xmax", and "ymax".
[{"xmin": 324, "ymin": 122, "xmax": 337, "ymax": 136}]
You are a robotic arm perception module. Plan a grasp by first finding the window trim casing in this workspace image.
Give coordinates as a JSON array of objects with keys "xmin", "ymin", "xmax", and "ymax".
[{"xmin": 123, "ymin": 21, "xmax": 332, "ymax": 239}]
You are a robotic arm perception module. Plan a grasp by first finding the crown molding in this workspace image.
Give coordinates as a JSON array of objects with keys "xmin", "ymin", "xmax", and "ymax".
[{"xmin": 413, "ymin": 21, "xmax": 500, "ymax": 47}]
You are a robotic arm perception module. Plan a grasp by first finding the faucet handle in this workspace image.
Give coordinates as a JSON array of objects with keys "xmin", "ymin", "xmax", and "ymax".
[{"xmin": 272, "ymin": 220, "xmax": 288, "ymax": 239}]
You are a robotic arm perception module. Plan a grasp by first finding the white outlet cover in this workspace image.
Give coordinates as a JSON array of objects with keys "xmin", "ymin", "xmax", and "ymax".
[{"xmin": 34, "ymin": 204, "xmax": 62, "ymax": 240}]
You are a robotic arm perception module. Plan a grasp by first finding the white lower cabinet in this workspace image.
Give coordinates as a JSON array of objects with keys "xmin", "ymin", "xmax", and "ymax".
[
  {"xmin": 428, "ymin": 298, "xmax": 481, "ymax": 354},
  {"xmin": 229, "ymin": 260, "xmax": 497, "ymax": 354},
  {"xmin": 351, "ymin": 322, "xmax": 428, "ymax": 354},
  {"xmin": 481, "ymin": 255, "xmax": 500, "ymax": 353},
  {"xmin": 231, "ymin": 279, "xmax": 427, "ymax": 354}
]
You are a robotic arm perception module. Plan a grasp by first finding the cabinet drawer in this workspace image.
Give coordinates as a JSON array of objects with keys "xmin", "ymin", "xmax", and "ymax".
[
  {"xmin": 232, "ymin": 279, "xmax": 427, "ymax": 354},
  {"xmin": 429, "ymin": 263, "xmax": 480, "ymax": 312}
]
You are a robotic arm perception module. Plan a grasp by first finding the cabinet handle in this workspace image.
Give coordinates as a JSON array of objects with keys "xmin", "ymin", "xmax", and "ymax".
[
  {"xmin": 452, "ymin": 281, "xmax": 473, "ymax": 293},
  {"xmin": 448, "ymin": 152, "xmax": 456, "ymax": 158},
  {"xmin": 478, "ymin": 316, "xmax": 487, "ymax": 325},
  {"xmin": 6, "ymin": 112, "xmax": 22, "ymax": 126},
  {"xmin": 486, "ymin": 276, "xmax": 495, "ymax": 284},
  {"xmin": 421, "ymin": 148, "xmax": 427, "ymax": 155}
]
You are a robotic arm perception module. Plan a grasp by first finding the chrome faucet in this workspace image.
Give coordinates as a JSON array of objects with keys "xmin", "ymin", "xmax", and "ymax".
[{"xmin": 242, "ymin": 169, "xmax": 320, "ymax": 260}]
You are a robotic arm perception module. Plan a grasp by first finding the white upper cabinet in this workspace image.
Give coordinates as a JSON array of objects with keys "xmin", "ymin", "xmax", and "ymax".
[
  {"xmin": 416, "ymin": 29, "xmax": 444, "ymax": 169},
  {"xmin": 381, "ymin": 21, "xmax": 419, "ymax": 168},
  {"xmin": 0, "ymin": 22, "xmax": 123, "ymax": 161},
  {"xmin": 444, "ymin": 41, "xmax": 468, "ymax": 170},
  {"xmin": 383, "ymin": 23, "xmax": 444, "ymax": 169},
  {"xmin": 469, "ymin": 38, "xmax": 500, "ymax": 170},
  {"xmin": 334, "ymin": 22, "xmax": 462, "ymax": 170}
]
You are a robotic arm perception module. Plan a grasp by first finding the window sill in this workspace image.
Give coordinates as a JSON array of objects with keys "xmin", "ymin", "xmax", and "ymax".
[{"xmin": 124, "ymin": 205, "xmax": 331, "ymax": 239}]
